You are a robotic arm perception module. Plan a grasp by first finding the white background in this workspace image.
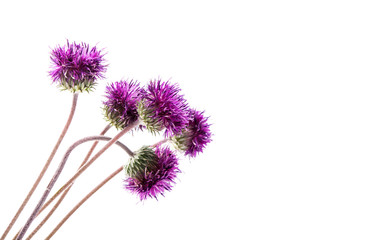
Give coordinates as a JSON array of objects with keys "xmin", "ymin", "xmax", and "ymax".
[{"xmin": 0, "ymin": 0, "xmax": 373, "ymax": 239}]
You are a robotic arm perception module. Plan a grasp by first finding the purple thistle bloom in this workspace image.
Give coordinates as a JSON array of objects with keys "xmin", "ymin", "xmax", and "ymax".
[
  {"xmin": 172, "ymin": 109, "xmax": 212, "ymax": 157},
  {"xmin": 124, "ymin": 146, "xmax": 180, "ymax": 201},
  {"xmin": 49, "ymin": 40, "xmax": 107, "ymax": 92},
  {"xmin": 103, "ymin": 80, "xmax": 142, "ymax": 130},
  {"xmin": 138, "ymin": 79, "xmax": 190, "ymax": 136}
]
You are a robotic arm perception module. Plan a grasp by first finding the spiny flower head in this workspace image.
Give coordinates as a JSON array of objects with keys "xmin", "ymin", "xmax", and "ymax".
[
  {"xmin": 137, "ymin": 79, "xmax": 189, "ymax": 136},
  {"xmin": 49, "ymin": 40, "xmax": 107, "ymax": 93},
  {"xmin": 172, "ymin": 109, "xmax": 212, "ymax": 157},
  {"xmin": 124, "ymin": 146, "xmax": 180, "ymax": 201},
  {"xmin": 103, "ymin": 80, "xmax": 142, "ymax": 130}
]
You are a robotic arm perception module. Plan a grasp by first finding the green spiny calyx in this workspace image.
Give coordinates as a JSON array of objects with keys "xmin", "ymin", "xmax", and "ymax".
[
  {"xmin": 137, "ymin": 100, "xmax": 164, "ymax": 135},
  {"xmin": 103, "ymin": 105, "xmax": 126, "ymax": 130},
  {"xmin": 124, "ymin": 146, "xmax": 159, "ymax": 178},
  {"xmin": 58, "ymin": 76, "xmax": 97, "ymax": 93},
  {"xmin": 171, "ymin": 132, "xmax": 190, "ymax": 152}
]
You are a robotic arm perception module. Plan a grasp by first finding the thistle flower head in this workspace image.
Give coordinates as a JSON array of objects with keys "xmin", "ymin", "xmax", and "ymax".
[
  {"xmin": 49, "ymin": 40, "xmax": 107, "ymax": 93},
  {"xmin": 103, "ymin": 80, "xmax": 142, "ymax": 130},
  {"xmin": 137, "ymin": 79, "xmax": 189, "ymax": 136},
  {"xmin": 124, "ymin": 146, "xmax": 180, "ymax": 201},
  {"xmin": 172, "ymin": 109, "xmax": 212, "ymax": 157}
]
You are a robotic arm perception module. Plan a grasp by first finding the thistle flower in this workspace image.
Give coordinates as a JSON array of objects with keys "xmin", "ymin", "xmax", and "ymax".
[
  {"xmin": 103, "ymin": 80, "xmax": 142, "ymax": 130},
  {"xmin": 124, "ymin": 146, "xmax": 180, "ymax": 201},
  {"xmin": 172, "ymin": 109, "xmax": 212, "ymax": 157},
  {"xmin": 137, "ymin": 79, "xmax": 189, "ymax": 136},
  {"xmin": 49, "ymin": 40, "xmax": 107, "ymax": 93}
]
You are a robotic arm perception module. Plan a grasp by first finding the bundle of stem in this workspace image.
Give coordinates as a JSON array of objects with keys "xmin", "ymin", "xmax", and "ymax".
[
  {"xmin": 46, "ymin": 166, "xmax": 123, "ymax": 239},
  {"xmin": 0, "ymin": 93, "xmax": 79, "ymax": 240},
  {"xmin": 15, "ymin": 120, "xmax": 139, "ymax": 240},
  {"xmin": 22, "ymin": 125, "xmax": 111, "ymax": 240}
]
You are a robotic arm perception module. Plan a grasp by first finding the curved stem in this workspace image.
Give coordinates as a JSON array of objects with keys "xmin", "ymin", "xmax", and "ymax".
[
  {"xmin": 16, "ymin": 133, "xmax": 133, "ymax": 240},
  {"xmin": 0, "ymin": 93, "xmax": 79, "ymax": 240},
  {"xmin": 46, "ymin": 167, "xmax": 123, "ymax": 239},
  {"xmin": 24, "ymin": 124, "xmax": 111, "ymax": 240},
  {"xmin": 152, "ymin": 138, "xmax": 169, "ymax": 148}
]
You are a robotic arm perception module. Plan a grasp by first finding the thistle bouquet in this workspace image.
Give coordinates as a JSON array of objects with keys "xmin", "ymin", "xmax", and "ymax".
[{"xmin": 0, "ymin": 40, "xmax": 212, "ymax": 240}]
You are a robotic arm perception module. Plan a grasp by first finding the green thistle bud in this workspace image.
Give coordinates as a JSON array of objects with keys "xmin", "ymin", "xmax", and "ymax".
[{"xmin": 124, "ymin": 146, "xmax": 159, "ymax": 178}]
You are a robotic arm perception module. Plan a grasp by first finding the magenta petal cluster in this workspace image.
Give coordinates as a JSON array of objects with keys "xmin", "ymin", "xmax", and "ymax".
[
  {"xmin": 49, "ymin": 40, "xmax": 107, "ymax": 92},
  {"xmin": 184, "ymin": 109, "xmax": 212, "ymax": 157},
  {"xmin": 172, "ymin": 109, "xmax": 212, "ymax": 157},
  {"xmin": 103, "ymin": 80, "xmax": 142, "ymax": 129},
  {"xmin": 138, "ymin": 79, "xmax": 190, "ymax": 136},
  {"xmin": 124, "ymin": 146, "xmax": 180, "ymax": 201}
]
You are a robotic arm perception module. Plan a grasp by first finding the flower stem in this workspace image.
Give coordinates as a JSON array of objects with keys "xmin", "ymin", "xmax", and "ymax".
[
  {"xmin": 23, "ymin": 124, "xmax": 111, "ymax": 240},
  {"xmin": 15, "ymin": 132, "xmax": 135, "ymax": 240},
  {"xmin": 152, "ymin": 138, "xmax": 169, "ymax": 148},
  {"xmin": 40, "ymin": 125, "xmax": 112, "ymax": 215},
  {"xmin": 0, "ymin": 93, "xmax": 79, "ymax": 240},
  {"xmin": 46, "ymin": 166, "xmax": 123, "ymax": 239}
]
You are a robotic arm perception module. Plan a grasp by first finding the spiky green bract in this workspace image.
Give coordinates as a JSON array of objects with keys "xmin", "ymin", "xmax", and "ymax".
[
  {"xmin": 58, "ymin": 78, "xmax": 98, "ymax": 93},
  {"xmin": 103, "ymin": 80, "xmax": 142, "ymax": 130},
  {"xmin": 49, "ymin": 40, "xmax": 107, "ymax": 93},
  {"xmin": 124, "ymin": 146, "xmax": 159, "ymax": 179},
  {"xmin": 137, "ymin": 100, "xmax": 164, "ymax": 134},
  {"xmin": 124, "ymin": 146, "xmax": 180, "ymax": 201},
  {"xmin": 171, "ymin": 109, "xmax": 212, "ymax": 157},
  {"xmin": 138, "ymin": 79, "xmax": 190, "ymax": 137},
  {"xmin": 171, "ymin": 133, "xmax": 190, "ymax": 151}
]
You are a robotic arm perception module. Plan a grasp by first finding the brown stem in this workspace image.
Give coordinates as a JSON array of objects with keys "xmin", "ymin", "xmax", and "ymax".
[
  {"xmin": 40, "ymin": 125, "xmax": 112, "ymax": 215},
  {"xmin": 16, "ymin": 133, "xmax": 135, "ymax": 240},
  {"xmin": 24, "ymin": 125, "xmax": 111, "ymax": 240},
  {"xmin": 152, "ymin": 138, "xmax": 169, "ymax": 148},
  {"xmin": 46, "ymin": 166, "xmax": 123, "ymax": 239},
  {"xmin": 0, "ymin": 93, "xmax": 79, "ymax": 240}
]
